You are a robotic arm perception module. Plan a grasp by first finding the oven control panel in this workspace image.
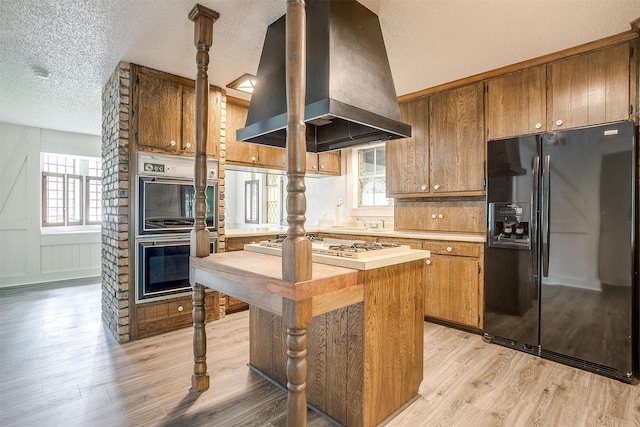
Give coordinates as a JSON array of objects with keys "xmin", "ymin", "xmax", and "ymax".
[{"xmin": 137, "ymin": 152, "xmax": 218, "ymax": 179}]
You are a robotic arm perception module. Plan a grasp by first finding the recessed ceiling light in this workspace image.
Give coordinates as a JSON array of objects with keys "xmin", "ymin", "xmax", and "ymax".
[
  {"xmin": 32, "ymin": 66, "xmax": 51, "ymax": 79},
  {"xmin": 226, "ymin": 73, "xmax": 255, "ymax": 94}
]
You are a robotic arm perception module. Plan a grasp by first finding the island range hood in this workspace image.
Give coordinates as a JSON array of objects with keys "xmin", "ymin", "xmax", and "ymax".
[{"xmin": 236, "ymin": 0, "xmax": 411, "ymax": 153}]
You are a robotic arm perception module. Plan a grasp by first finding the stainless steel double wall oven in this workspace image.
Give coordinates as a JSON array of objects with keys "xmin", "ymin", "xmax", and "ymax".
[{"xmin": 135, "ymin": 153, "xmax": 219, "ymax": 302}]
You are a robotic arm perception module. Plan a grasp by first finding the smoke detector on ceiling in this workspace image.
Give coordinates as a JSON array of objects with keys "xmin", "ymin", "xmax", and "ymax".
[{"xmin": 32, "ymin": 66, "xmax": 51, "ymax": 79}]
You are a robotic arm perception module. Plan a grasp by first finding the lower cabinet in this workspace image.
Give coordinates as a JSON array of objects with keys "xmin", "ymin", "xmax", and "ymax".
[{"xmin": 423, "ymin": 241, "xmax": 484, "ymax": 329}]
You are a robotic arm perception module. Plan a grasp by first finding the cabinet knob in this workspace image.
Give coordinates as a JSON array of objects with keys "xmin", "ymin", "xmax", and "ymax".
[
  {"xmin": 426, "ymin": 260, "xmax": 431, "ymax": 265},
  {"xmin": 438, "ymin": 213, "xmax": 443, "ymax": 219},
  {"xmin": 170, "ymin": 140, "xmax": 176, "ymax": 146},
  {"xmin": 186, "ymin": 142, "xmax": 191, "ymax": 148},
  {"xmin": 446, "ymin": 246, "xmax": 452, "ymax": 252},
  {"xmin": 421, "ymin": 185, "xmax": 427, "ymax": 191},
  {"xmin": 433, "ymin": 184, "xmax": 440, "ymax": 190},
  {"xmin": 177, "ymin": 305, "xmax": 184, "ymax": 312},
  {"xmin": 251, "ymin": 156, "xmax": 256, "ymax": 163},
  {"xmin": 431, "ymin": 213, "xmax": 437, "ymax": 219},
  {"xmin": 320, "ymin": 164, "xmax": 325, "ymax": 170},
  {"xmin": 535, "ymin": 123, "xmax": 542, "ymax": 129},
  {"xmin": 555, "ymin": 119, "xmax": 563, "ymax": 126},
  {"xmin": 312, "ymin": 165, "xmax": 317, "ymax": 170}
]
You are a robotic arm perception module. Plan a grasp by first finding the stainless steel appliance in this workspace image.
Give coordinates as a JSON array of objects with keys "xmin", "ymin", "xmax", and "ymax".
[
  {"xmin": 135, "ymin": 153, "xmax": 219, "ymax": 301},
  {"xmin": 137, "ymin": 236, "xmax": 217, "ymax": 301},
  {"xmin": 136, "ymin": 153, "xmax": 219, "ymax": 235},
  {"xmin": 484, "ymin": 120, "xmax": 638, "ymax": 382}
]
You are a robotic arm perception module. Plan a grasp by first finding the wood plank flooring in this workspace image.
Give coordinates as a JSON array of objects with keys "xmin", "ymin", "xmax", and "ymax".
[{"xmin": 1, "ymin": 280, "xmax": 638, "ymax": 426}]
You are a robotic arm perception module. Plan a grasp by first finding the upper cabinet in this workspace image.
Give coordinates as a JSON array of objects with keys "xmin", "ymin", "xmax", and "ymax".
[
  {"xmin": 548, "ymin": 43, "xmax": 631, "ymax": 130},
  {"xmin": 225, "ymin": 99, "xmax": 286, "ymax": 169},
  {"xmin": 429, "ymin": 82, "xmax": 485, "ymax": 196},
  {"xmin": 386, "ymin": 96, "xmax": 430, "ymax": 197},
  {"xmin": 133, "ymin": 65, "xmax": 220, "ymax": 157},
  {"xmin": 486, "ymin": 65, "xmax": 547, "ymax": 140}
]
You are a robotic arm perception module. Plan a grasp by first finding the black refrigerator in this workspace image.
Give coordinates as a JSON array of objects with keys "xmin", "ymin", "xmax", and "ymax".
[{"xmin": 484, "ymin": 120, "xmax": 638, "ymax": 382}]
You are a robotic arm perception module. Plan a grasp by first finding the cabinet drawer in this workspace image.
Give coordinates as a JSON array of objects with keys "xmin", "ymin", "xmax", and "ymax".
[{"xmin": 423, "ymin": 241, "xmax": 482, "ymax": 257}]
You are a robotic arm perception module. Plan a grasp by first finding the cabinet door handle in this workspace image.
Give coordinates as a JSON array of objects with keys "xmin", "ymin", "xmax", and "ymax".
[
  {"xmin": 438, "ymin": 213, "xmax": 443, "ymax": 219},
  {"xmin": 535, "ymin": 123, "xmax": 542, "ymax": 129},
  {"xmin": 446, "ymin": 246, "xmax": 452, "ymax": 252},
  {"xmin": 426, "ymin": 259, "xmax": 431, "ymax": 265},
  {"xmin": 250, "ymin": 156, "xmax": 256, "ymax": 163},
  {"xmin": 185, "ymin": 142, "xmax": 191, "ymax": 148},
  {"xmin": 421, "ymin": 185, "xmax": 427, "ymax": 191},
  {"xmin": 433, "ymin": 184, "xmax": 440, "ymax": 190},
  {"xmin": 170, "ymin": 140, "xmax": 176, "ymax": 146},
  {"xmin": 555, "ymin": 119, "xmax": 563, "ymax": 127},
  {"xmin": 431, "ymin": 213, "xmax": 437, "ymax": 219},
  {"xmin": 320, "ymin": 164, "xmax": 325, "ymax": 170},
  {"xmin": 312, "ymin": 165, "xmax": 317, "ymax": 170}
]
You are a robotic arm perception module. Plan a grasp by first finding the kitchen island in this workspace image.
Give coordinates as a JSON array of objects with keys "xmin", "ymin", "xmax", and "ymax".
[{"xmin": 189, "ymin": 244, "xmax": 429, "ymax": 426}]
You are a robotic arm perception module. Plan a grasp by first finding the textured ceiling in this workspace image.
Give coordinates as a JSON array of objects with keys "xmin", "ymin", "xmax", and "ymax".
[{"xmin": 0, "ymin": 0, "xmax": 638, "ymax": 137}]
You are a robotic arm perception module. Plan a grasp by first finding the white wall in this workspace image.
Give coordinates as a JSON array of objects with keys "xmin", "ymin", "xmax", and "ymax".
[{"xmin": 0, "ymin": 122, "xmax": 102, "ymax": 287}]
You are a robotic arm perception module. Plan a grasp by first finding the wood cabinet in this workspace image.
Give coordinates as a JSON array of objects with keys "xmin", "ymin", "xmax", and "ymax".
[
  {"xmin": 423, "ymin": 240, "xmax": 484, "ymax": 329},
  {"xmin": 225, "ymin": 99, "xmax": 286, "ymax": 168},
  {"xmin": 486, "ymin": 65, "xmax": 547, "ymax": 139},
  {"xmin": 386, "ymin": 96, "xmax": 430, "ymax": 196},
  {"xmin": 394, "ymin": 200, "xmax": 485, "ymax": 234},
  {"xmin": 428, "ymin": 82, "xmax": 485, "ymax": 196},
  {"xmin": 548, "ymin": 43, "xmax": 630, "ymax": 131},
  {"xmin": 135, "ymin": 291, "xmax": 220, "ymax": 339},
  {"xmin": 133, "ymin": 65, "xmax": 220, "ymax": 157},
  {"xmin": 306, "ymin": 152, "xmax": 341, "ymax": 175}
]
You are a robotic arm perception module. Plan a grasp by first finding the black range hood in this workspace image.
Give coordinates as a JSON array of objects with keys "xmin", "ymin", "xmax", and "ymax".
[{"xmin": 236, "ymin": 0, "xmax": 411, "ymax": 153}]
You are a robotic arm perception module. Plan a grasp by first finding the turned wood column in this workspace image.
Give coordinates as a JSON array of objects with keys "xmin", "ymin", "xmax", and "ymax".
[
  {"xmin": 283, "ymin": 298, "xmax": 312, "ymax": 427},
  {"xmin": 283, "ymin": 1, "xmax": 311, "ymax": 426},
  {"xmin": 282, "ymin": 0, "xmax": 311, "ymax": 284},
  {"xmin": 188, "ymin": 3, "xmax": 219, "ymax": 393}
]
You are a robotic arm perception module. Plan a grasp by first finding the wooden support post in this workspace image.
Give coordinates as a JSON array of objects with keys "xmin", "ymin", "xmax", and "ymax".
[
  {"xmin": 188, "ymin": 3, "xmax": 219, "ymax": 393},
  {"xmin": 283, "ymin": 298, "xmax": 312, "ymax": 427},
  {"xmin": 282, "ymin": 0, "xmax": 311, "ymax": 283}
]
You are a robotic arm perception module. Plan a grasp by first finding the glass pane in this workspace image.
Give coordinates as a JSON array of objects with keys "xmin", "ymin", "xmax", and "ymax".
[
  {"xmin": 375, "ymin": 148, "xmax": 386, "ymax": 174},
  {"xmin": 67, "ymin": 176, "xmax": 82, "ymax": 224},
  {"xmin": 360, "ymin": 178, "xmax": 374, "ymax": 206},
  {"xmin": 362, "ymin": 149, "xmax": 375, "ymax": 175}
]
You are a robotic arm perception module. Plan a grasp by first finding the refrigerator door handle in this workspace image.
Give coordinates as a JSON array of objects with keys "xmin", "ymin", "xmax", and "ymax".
[
  {"xmin": 542, "ymin": 154, "xmax": 551, "ymax": 277},
  {"xmin": 532, "ymin": 156, "xmax": 540, "ymax": 274}
]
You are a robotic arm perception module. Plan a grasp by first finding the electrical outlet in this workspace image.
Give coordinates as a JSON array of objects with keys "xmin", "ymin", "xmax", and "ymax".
[{"xmin": 338, "ymin": 197, "xmax": 343, "ymax": 205}]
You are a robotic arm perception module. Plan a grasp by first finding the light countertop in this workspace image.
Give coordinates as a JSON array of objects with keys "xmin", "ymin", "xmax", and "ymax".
[{"xmin": 225, "ymin": 226, "xmax": 485, "ymax": 243}]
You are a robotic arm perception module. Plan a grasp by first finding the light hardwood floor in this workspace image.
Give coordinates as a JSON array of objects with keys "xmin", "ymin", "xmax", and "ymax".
[{"xmin": 0, "ymin": 280, "xmax": 638, "ymax": 426}]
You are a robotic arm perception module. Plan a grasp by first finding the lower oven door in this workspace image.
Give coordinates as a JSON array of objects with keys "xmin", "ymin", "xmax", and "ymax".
[{"xmin": 136, "ymin": 235, "xmax": 217, "ymax": 302}]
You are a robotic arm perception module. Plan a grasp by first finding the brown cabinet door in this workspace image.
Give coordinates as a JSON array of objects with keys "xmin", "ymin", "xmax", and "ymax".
[
  {"xmin": 318, "ymin": 151, "xmax": 341, "ymax": 175},
  {"xmin": 448, "ymin": 257, "xmax": 480, "ymax": 328},
  {"xmin": 386, "ymin": 97, "xmax": 429, "ymax": 196},
  {"xmin": 225, "ymin": 101, "xmax": 258, "ymax": 164},
  {"xmin": 487, "ymin": 65, "xmax": 547, "ymax": 139},
  {"xmin": 306, "ymin": 153, "xmax": 319, "ymax": 173},
  {"xmin": 181, "ymin": 85, "xmax": 195, "ymax": 153},
  {"xmin": 424, "ymin": 255, "xmax": 449, "ymax": 319},
  {"xmin": 207, "ymin": 87, "xmax": 222, "ymax": 158},
  {"xmin": 549, "ymin": 43, "xmax": 630, "ymax": 130},
  {"xmin": 429, "ymin": 82, "xmax": 484, "ymax": 195},
  {"xmin": 258, "ymin": 145, "xmax": 286, "ymax": 169},
  {"xmin": 136, "ymin": 69, "xmax": 182, "ymax": 151}
]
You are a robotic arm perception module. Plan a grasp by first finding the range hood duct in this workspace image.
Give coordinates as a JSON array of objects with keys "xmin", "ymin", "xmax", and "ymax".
[{"xmin": 236, "ymin": 0, "xmax": 411, "ymax": 153}]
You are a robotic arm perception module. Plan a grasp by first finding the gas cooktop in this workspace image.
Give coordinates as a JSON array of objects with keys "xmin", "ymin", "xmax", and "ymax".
[{"xmin": 259, "ymin": 238, "xmax": 410, "ymax": 259}]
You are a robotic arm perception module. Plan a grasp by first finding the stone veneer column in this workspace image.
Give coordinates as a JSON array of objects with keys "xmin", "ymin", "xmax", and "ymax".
[{"xmin": 101, "ymin": 62, "xmax": 131, "ymax": 343}]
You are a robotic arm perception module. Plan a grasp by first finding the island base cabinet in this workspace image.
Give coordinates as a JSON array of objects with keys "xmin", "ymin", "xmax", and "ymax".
[{"xmin": 249, "ymin": 260, "xmax": 424, "ymax": 427}]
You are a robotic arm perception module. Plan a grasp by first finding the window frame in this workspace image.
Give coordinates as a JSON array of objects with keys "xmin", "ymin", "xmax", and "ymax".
[
  {"xmin": 41, "ymin": 153, "xmax": 102, "ymax": 228},
  {"xmin": 346, "ymin": 143, "xmax": 393, "ymax": 218}
]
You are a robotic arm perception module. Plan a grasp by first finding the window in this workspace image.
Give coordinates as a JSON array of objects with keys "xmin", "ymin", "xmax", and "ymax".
[
  {"xmin": 358, "ymin": 146, "xmax": 391, "ymax": 207},
  {"xmin": 42, "ymin": 153, "xmax": 102, "ymax": 227},
  {"xmin": 244, "ymin": 179, "xmax": 259, "ymax": 224}
]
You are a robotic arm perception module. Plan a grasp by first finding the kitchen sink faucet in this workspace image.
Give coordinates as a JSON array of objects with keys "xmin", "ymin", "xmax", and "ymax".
[{"xmin": 357, "ymin": 218, "xmax": 378, "ymax": 229}]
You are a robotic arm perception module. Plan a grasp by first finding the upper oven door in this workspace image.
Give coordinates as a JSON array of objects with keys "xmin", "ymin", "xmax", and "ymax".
[{"xmin": 137, "ymin": 176, "xmax": 218, "ymax": 235}]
